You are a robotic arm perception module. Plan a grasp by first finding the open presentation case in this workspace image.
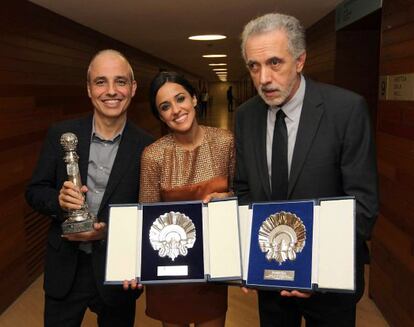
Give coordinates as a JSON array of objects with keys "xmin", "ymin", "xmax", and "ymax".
[
  {"xmin": 238, "ymin": 197, "xmax": 356, "ymax": 292},
  {"xmin": 105, "ymin": 198, "xmax": 241, "ymax": 285}
]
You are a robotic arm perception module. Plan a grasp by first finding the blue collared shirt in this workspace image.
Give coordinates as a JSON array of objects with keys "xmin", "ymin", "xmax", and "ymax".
[{"xmin": 80, "ymin": 119, "xmax": 124, "ymax": 253}]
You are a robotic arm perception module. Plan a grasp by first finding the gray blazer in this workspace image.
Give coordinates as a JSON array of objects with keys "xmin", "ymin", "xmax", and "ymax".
[{"xmin": 234, "ymin": 77, "xmax": 378, "ymax": 275}]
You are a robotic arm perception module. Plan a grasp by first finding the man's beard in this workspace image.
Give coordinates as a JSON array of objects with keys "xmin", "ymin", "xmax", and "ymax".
[{"xmin": 258, "ymin": 75, "xmax": 297, "ymax": 107}]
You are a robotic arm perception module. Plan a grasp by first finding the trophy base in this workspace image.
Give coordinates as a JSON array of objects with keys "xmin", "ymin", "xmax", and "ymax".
[{"xmin": 62, "ymin": 219, "xmax": 95, "ymax": 234}]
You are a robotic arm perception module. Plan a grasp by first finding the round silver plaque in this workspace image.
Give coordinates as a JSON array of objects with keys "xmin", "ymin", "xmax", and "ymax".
[
  {"xmin": 258, "ymin": 211, "xmax": 306, "ymax": 265},
  {"xmin": 149, "ymin": 211, "xmax": 196, "ymax": 261}
]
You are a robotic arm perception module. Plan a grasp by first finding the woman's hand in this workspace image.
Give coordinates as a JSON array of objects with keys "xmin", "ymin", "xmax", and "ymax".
[{"xmin": 202, "ymin": 191, "xmax": 234, "ymax": 203}]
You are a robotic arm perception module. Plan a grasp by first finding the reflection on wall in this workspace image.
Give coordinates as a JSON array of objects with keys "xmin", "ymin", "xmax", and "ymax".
[{"xmin": 0, "ymin": 0, "xmax": 200, "ymax": 313}]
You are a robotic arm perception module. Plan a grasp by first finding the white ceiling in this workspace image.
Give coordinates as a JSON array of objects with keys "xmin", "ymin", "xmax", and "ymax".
[{"xmin": 29, "ymin": 0, "xmax": 343, "ymax": 81}]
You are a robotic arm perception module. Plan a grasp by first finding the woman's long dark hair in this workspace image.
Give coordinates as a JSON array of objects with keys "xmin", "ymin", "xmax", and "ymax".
[{"xmin": 149, "ymin": 71, "xmax": 197, "ymax": 120}]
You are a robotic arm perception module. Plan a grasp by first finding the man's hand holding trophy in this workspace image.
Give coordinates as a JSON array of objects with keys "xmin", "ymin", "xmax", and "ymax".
[{"xmin": 59, "ymin": 132, "xmax": 106, "ymax": 241}]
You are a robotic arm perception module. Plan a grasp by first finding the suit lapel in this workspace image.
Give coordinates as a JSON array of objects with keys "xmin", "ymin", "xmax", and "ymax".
[
  {"xmin": 98, "ymin": 121, "xmax": 135, "ymax": 215},
  {"xmin": 254, "ymin": 98, "xmax": 272, "ymax": 199},
  {"xmin": 288, "ymin": 79, "xmax": 324, "ymax": 197}
]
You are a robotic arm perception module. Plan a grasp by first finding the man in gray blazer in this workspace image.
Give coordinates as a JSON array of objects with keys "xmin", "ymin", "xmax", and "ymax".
[
  {"xmin": 26, "ymin": 49, "xmax": 153, "ymax": 326},
  {"xmin": 234, "ymin": 13, "xmax": 378, "ymax": 326}
]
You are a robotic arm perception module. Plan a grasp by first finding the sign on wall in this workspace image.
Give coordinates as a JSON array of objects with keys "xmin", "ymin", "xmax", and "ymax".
[
  {"xmin": 379, "ymin": 74, "xmax": 414, "ymax": 101},
  {"xmin": 336, "ymin": 0, "xmax": 382, "ymax": 30}
]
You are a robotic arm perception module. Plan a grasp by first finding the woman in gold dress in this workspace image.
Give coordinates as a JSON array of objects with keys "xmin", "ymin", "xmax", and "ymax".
[{"xmin": 140, "ymin": 71, "xmax": 235, "ymax": 327}]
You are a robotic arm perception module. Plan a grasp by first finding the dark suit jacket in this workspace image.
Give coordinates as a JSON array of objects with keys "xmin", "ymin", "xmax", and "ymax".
[
  {"xmin": 26, "ymin": 115, "xmax": 153, "ymax": 305},
  {"xmin": 234, "ymin": 78, "xmax": 378, "ymax": 296}
]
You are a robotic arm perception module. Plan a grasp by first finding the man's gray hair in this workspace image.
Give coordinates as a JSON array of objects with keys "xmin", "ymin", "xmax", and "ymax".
[
  {"xmin": 87, "ymin": 49, "xmax": 135, "ymax": 82},
  {"xmin": 241, "ymin": 13, "xmax": 306, "ymax": 61}
]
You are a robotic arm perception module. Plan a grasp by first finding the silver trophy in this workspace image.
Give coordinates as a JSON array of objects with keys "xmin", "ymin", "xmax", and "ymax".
[{"xmin": 60, "ymin": 133, "xmax": 97, "ymax": 234}]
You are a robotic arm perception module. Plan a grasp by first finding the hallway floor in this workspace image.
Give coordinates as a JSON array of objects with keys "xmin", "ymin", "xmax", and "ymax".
[{"xmin": 0, "ymin": 266, "xmax": 389, "ymax": 327}]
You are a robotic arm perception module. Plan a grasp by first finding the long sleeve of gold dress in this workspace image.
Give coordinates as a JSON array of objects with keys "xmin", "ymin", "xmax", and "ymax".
[{"xmin": 138, "ymin": 126, "xmax": 235, "ymax": 324}]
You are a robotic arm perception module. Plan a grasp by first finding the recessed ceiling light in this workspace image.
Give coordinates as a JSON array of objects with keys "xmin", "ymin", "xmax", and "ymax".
[
  {"xmin": 213, "ymin": 68, "xmax": 227, "ymax": 71},
  {"xmin": 203, "ymin": 54, "xmax": 227, "ymax": 58},
  {"xmin": 208, "ymin": 63, "xmax": 227, "ymax": 66},
  {"xmin": 189, "ymin": 34, "xmax": 226, "ymax": 41}
]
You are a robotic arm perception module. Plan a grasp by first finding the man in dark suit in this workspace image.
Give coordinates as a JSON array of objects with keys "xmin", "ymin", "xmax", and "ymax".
[
  {"xmin": 234, "ymin": 13, "xmax": 378, "ymax": 326},
  {"xmin": 26, "ymin": 49, "xmax": 153, "ymax": 326}
]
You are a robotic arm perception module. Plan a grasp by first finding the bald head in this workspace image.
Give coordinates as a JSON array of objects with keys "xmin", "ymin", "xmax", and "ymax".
[
  {"xmin": 86, "ymin": 48, "xmax": 137, "ymax": 128},
  {"xmin": 87, "ymin": 49, "xmax": 134, "ymax": 83}
]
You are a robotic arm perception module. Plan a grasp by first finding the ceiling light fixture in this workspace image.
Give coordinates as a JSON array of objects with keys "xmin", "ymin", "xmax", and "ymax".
[
  {"xmin": 213, "ymin": 68, "xmax": 227, "ymax": 71},
  {"xmin": 189, "ymin": 34, "xmax": 226, "ymax": 41},
  {"xmin": 203, "ymin": 54, "xmax": 227, "ymax": 58},
  {"xmin": 208, "ymin": 63, "xmax": 227, "ymax": 66}
]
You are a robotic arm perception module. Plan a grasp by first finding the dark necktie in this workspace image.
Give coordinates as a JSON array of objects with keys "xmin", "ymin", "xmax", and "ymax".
[{"xmin": 271, "ymin": 109, "xmax": 288, "ymax": 200}]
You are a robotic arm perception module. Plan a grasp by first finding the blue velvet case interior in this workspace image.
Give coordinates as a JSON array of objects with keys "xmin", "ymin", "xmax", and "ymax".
[
  {"xmin": 140, "ymin": 201, "xmax": 205, "ymax": 282},
  {"xmin": 247, "ymin": 200, "xmax": 315, "ymax": 290}
]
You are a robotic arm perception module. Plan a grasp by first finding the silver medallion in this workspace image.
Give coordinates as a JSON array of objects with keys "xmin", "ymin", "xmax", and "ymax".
[
  {"xmin": 149, "ymin": 211, "xmax": 196, "ymax": 261},
  {"xmin": 258, "ymin": 211, "xmax": 306, "ymax": 265}
]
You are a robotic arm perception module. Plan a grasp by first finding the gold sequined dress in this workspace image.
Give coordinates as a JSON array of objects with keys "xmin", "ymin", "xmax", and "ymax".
[{"xmin": 139, "ymin": 126, "xmax": 235, "ymax": 324}]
